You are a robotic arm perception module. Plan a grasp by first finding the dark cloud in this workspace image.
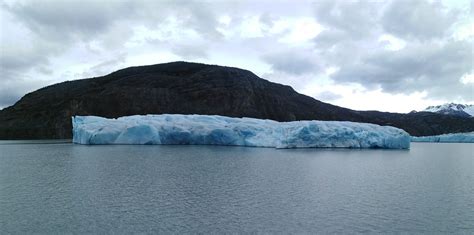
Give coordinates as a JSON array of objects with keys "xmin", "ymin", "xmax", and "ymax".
[
  {"xmin": 313, "ymin": 29, "xmax": 347, "ymax": 48},
  {"xmin": 0, "ymin": 50, "xmax": 47, "ymax": 74},
  {"xmin": 382, "ymin": 0, "xmax": 457, "ymax": 40},
  {"xmin": 0, "ymin": 77, "xmax": 50, "ymax": 109},
  {"xmin": 173, "ymin": 1, "xmax": 222, "ymax": 40},
  {"xmin": 5, "ymin": 0, "xmax": 223, "ymax": 42},
  {"xmin": 313, "ymin": 0, "xmax": 382, "ymax": 39},
  {"xmin": 312, "ymin": 0, "xmax": 472, "ymax": 101},
  {"xmin": 0, "ymin": 89, "xmax": 23, "ymax": 108},
  {"xmin": 262, "ymin": 51, "xmax": 319, "ymax": 75},
  {"xmin": 4, "ymin": 0, "xmax": 135, "ymax": 42},
  {"xmin": 331, "ymin": 40, "xmax": 472, "ymax": 99},
  {"xmin": 0, "ymin": 37, "xmax": 57, "ymax": 83}
]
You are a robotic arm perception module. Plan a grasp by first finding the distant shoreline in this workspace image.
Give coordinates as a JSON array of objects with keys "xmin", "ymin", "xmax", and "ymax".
[{"xmin": 0, "ymin": 139, "xmax": 72, "ymax": 145}]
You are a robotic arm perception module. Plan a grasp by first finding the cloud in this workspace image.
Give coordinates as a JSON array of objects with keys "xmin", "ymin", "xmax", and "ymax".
[
  {"xmin": 4, "ymin": 0, "xmax": 223, "ymax": 44},
  {"xmin": 80, "ymin": 53, "xmax": 128, "ymax": 78},
  {"xmin": 0, "ymin": 47, "xmax": 49, "ymax": 75},
  {"xmin": 0, "ymin": 77, "xmax": 51, "ymax": 109},
  {"xmin": 381, "ymin": 0, "xmax": 457, "ymax": 40},
  {"xmin": 315, "ymin": 91, "xmax": 342, "ymax": 101},
  {"xmin": 313, "ymin": 29, "xmax": 348, "ymax": 48},
  {"xmin": 259, "ymin": 13, "xmax": 277, "ymax": 28},
  {"xmin": 0, "ymin": 88, "xmax": 24, "ymax": 108},
  {"xmin": 0, "ymin": 0, "xmax": 472, "ymax": 111},
  {"xmin": 173, "ymin": 1, "xmax": 223, "ymax": 40},
  {"xmin": 262, "ymin": 50, "xmax": 319, "ymax": 75},
  {"xmin": 0, "ymin": 8, "xmax": 59, "ymax": 81},
  {"xmin": 171, "ymin": 43, "xmax": 209, "ymax": 60},
  {"xmin": 311, "ymin": 0, "xmax": 472, "ymax": 102},
  {"xmin": 4, "ymin": 0, "xmax": 135, "ymax": 42},
  {"xmin": 331, "ymin": 40, "xmax": 473, "ymax": 100},
  {"xmin": 313, "ymin": 0, "xmax": 382, "ymax": 39}
]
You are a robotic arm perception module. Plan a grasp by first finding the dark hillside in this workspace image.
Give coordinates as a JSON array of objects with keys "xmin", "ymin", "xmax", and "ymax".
[{"xmin": 1, "ymin": 62, "xmax": 473, "ymax": 139}]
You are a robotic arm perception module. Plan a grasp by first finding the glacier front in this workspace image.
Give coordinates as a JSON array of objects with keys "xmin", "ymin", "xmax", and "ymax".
[
  {"xmin": 411, "ymin": 132, "xmax": 474, "ymax": 143},
  {"xmin": 72, "ymin": 115, "xmax": 410, "ymax": 149}
]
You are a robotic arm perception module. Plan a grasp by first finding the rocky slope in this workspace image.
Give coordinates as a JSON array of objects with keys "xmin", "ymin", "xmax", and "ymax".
[{"xmin": 1, "ymin": 61, "xmax": 473, "ymax": 139}]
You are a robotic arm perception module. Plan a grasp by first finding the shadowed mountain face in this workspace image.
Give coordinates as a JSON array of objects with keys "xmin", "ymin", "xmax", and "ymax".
[{"xmin": 1, "ymin": 62, "xmax": 473, "ymax": 139}]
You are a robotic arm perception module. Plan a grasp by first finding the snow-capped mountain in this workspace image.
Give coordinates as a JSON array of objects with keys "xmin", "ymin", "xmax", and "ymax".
[{"xmin": 423, "ymin": 103, "xmax": 474, "ymax": 117}]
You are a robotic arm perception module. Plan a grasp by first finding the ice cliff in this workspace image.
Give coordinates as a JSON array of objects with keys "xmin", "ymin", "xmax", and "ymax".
[
  {"xmin": 72, "ymin": 115, "xmax": 410, "ymax": 149},
  {"xmin": 411, "ymin": 132, "xmax": 474, "ymax": 143}
]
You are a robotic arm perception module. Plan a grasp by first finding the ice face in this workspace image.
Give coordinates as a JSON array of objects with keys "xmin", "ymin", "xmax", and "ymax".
[
  {"xmin": 72, "ymin": 114, "xmax": 411, "ymax": 149},
  {"xmin": 411, "ymin": 132, "xmax": 474, "ymax": 143}
]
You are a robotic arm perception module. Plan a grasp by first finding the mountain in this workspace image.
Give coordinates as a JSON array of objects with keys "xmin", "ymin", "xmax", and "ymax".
[
  {"xmin": 1, "ymin": 61, "xmax": 473, "ymax": 139},
  {"xmin": 422, "ymin": 103, "xmax": 474, "ymax": 117}
]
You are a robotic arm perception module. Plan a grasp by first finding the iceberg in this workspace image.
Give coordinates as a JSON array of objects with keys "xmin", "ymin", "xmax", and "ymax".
[
  {"xmin": 411, "ymin": 132, "xmax": 474, "ymax": 143},
  {"xmin": 72, "ymin": 114, "xmax": 410, "ymax": 149}
]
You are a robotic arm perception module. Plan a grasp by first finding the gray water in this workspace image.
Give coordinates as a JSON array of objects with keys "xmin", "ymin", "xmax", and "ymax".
[{"xmin": 0, "ymin": 142, "xmax": 473, "ymax": 233}]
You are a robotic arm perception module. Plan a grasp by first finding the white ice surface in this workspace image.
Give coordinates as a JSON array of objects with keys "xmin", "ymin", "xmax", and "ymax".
[
  {"xmin": 411, "ymin": 132, "xmax": 474, "ymax": 143},
  {"xmin": 72, "ymin": 114, "xmax": 410, "ymax": 149}
]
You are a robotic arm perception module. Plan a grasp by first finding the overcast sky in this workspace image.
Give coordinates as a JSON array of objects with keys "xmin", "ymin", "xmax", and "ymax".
[{"xmin": 0, "ymin": 0, "xmax": 472, "ymax": 112}]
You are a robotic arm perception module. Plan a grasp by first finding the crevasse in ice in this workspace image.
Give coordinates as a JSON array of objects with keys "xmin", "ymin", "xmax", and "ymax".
[{"xmin": 72, "ymin": 114, "xmax": 410, "ymax": 149}]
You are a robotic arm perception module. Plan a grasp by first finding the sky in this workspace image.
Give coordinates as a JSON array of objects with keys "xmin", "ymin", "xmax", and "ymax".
[{"xmin": 0, "ymin": 0, "xmax": 472, "ymax": 112}]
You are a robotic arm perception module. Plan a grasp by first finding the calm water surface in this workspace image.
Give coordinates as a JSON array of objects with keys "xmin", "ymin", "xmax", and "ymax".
[{"xmin": 0, "ymin": 142, "xmax": 473, "ymax": 233}]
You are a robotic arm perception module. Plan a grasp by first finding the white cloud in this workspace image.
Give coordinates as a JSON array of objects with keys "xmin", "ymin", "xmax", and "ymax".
[
  {"xmin": 276, "ymin": 17, "xmax": 322, "ymax": 44},
  {"xmin": 460, "ymin": 73, "xmax": 474, "ymax": 84},
  {"xmin": 378, "ymin": 34, "xmax": 407, "ymax": 51}
]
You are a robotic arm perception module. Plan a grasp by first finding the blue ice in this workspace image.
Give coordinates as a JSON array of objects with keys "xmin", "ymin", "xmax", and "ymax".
[
  {"xmin": 72, "ymin": 114, "xmax": 411, "ymax": 149},
  {"xmin": 411, "ymin": 132, "xmax": 474, "ymax": 143}
]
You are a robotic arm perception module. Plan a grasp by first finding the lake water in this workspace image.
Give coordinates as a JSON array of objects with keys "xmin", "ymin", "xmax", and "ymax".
[{"xmin": 0, "ymin": 142, "xmax": 473, "ymax": 233}]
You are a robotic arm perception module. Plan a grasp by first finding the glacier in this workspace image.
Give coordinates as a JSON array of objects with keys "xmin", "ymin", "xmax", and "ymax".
[
  {"xmin": 72, "ymin": 114, "xmax": 410, "ymax": 149},
  {"xmin": 411, "ymin": 132, "xmax": 474, "ymax": 143}
]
